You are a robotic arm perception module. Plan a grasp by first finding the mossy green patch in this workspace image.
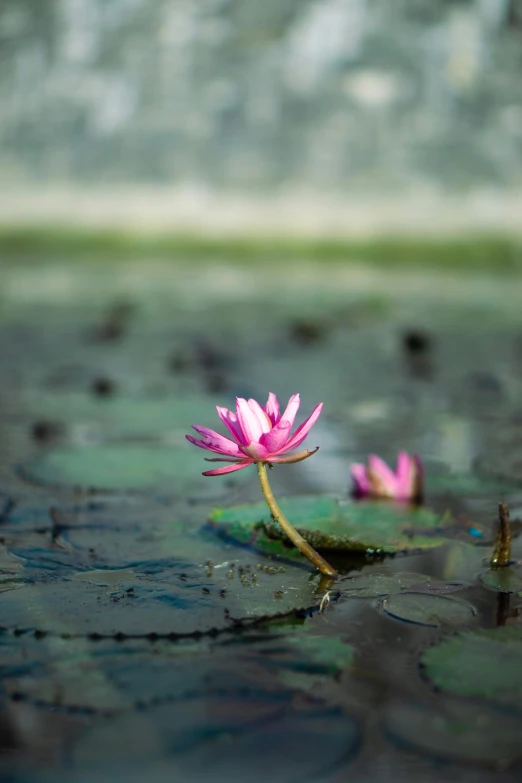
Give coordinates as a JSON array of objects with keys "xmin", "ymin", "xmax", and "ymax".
[{"xmin": 1, "ymin": 227, "xmax": 521, "ymax": 273}]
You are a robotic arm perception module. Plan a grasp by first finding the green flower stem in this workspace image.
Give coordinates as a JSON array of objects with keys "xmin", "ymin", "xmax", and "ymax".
[{"xmin": 256, "ymin": 462, "xmax": 338, "ymax": 578}]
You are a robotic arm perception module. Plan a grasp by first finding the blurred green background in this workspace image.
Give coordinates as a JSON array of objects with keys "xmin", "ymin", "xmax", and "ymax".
[{"xmin": 0, "ymin": 0, "xmax": 521, "ymax": 265}]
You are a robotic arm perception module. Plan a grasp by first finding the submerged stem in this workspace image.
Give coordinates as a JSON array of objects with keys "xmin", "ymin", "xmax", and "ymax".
[{"xmin": 256, "ymin": 462, "xmax": 338, "ymax": 578}]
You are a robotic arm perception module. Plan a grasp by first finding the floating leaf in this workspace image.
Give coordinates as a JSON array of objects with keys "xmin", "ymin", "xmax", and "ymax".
[
  {"xmin": 73, "ymin": 700, "xmax": 361, "ymax": 780},
  {"xmin": 421, "ymin": 628, "xmax": 522, "ymax": 707},
  {"xmin": 475, "ymin": 449, "xmax": 522, "ymax": 487},
  {"xmin": 383, "ymin": 701, "xmax": 522, "ymax": 764},
  {"xmin": 479, "ymin": 566, "xmax": 522, "ymax": 594},
  {"xmin": 23, "ymin": 393, "xmax": 221, "ymax": 443},
  {"xmin": 0, "ymin": 548, "xmax": 324, "ymax": 636},
  {"xmin": 340, "ymin": 571, "xmax": 467, "ymax": 599},
  {"xmin": 260, "ymin": 630, "xmax": 355, "ymax": 693},
  {"xmin": 380, "ymin": 592, "xmax": 476, "ymax": 628},
  {"xmin": 211, "ymin": 495, "xmax": 456, "ymax": 557},
  {"xmin": 20, "ymin": 445, "xmax": 249, "ymax": 492},
  {"xmin": 289, "ymin": 635, "xmax": 354, "ymax": 672},
  {"xmin": 426, "ymin": 470, "xmax": 521, "ymax": 498}
]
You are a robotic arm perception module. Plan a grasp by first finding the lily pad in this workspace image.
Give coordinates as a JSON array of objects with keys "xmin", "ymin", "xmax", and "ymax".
[
  {"xmin": 1, "ymin": 639, "xmax": 241, "ymax": 714},
  {"xmin": 23, "ymin": 393, "xmax": 221, "ymax": 443},
  {"xmin": 426, "ymin": 470, "xmax": 521, "ymax": 498},
  {"xmin": 72, "ymin": 700, "xmax": 361, "ymax": 781},
  {"xmin": 479, "ymin": 566, "xmax": 522, "ymax": 594},
  {"xmin": 276, "ymin": 642, "xmax": 354, "ymax": 693},
  {"xmin": 383, "ymin": 701, "xmax": 522, "ymax": 764},
  {"xmin": 380, "ymin": 592, "xmax": 476, "ymax": 628},
  {"xmin": 0, "ymin": 549, "xmax": 325, "ymax": 636},
  {"xmin": 421, "ymin": 628, "xmax": 522, "ymax": 707},
  {"xmin": 253, "ymin": 627, "xmax": 355, "ymax": 693},
  {"xmin": 211, "ymin": 495, "xmax": 457, "ymax": 557},
  {"xmin": 475, "ymin": 448, "xmax": 522, "ymax": 487},
  {"xmin": 287, "ymin": 634, "xmax": 354, "ymax": 672},
  {"xmin": 340, "ymin": 571, "xmax": 467, "ymax": 598},
  {"xmin": 20, "ymin": 444, "xmax": 249, "ymax": 492}
]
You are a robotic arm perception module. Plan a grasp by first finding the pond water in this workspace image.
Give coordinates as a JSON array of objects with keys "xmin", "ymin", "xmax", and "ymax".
[{"xmin": 0, "ymin": 259, "xmax": 522, "ymax": 782}]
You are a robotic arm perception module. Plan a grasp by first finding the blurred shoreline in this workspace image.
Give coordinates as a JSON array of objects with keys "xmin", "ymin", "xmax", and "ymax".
[{"xmin": 1, "ymin": 186, "xmax": 522, "ymax": 239}]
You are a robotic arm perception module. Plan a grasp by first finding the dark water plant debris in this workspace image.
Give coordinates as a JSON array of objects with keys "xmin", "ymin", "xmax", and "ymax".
[{"xmin": 491, "ymin": 501, "xmax": 512, "ymax": 567}]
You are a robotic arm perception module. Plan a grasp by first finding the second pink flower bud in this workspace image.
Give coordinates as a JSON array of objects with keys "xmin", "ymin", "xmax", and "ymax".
[{"xmin": 350, "ymin": 451, "xmax": 423, "ymax": 502}]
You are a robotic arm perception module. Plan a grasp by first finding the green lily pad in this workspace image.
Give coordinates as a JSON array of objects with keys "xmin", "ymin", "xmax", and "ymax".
[
  {"xmin": 23, "ymin": 393, "xmax": 221, "ymax": 443},
  {"xmin": 210, "ymin": 495, "xmax": 456, "ymax": 557},
  {"xmin": 72, "ymin": 698, "xmax": 361, "ymax": 777},
  {"xmin": 479, "ymin": 566, "xmax": 522, "ymax": 594},
  {"xmin": 421, "ymin": 628, "xmax": 522, "ymax": 707},
  {"xmin": 426, "ymin": 470, "xmax": 521, "ymax": 498},
  {"xmin": 257, "ymin": 627, "xmax": 355, "ymax": 693},
  {"xmin": 340, "ymin": 571, "xmax": 467, "ymax": 598},
  {"xmin": 0, "ymin": 635, "xmax": 280, "ymax": 715},
  {"xmin": 475, "ymin": 449, "xmax": 522, "ymax": 487},
  {"xmin": 285, "ymin": 633, "xmax": 354, "ymax": 673},
  {"xmin": 383, "ymin": 701, "xmax": 522, "ymax": 764},
  {"xmin": 20, "ymin": 444, "xmax": 249, "ymax": 492},
  {"xmin": 381, "ymin": 592, "xmax": 476, "ymax": 627},
  {"xmin": 0, "ymin": 546, "xmax": 325, "ymax": 636}
]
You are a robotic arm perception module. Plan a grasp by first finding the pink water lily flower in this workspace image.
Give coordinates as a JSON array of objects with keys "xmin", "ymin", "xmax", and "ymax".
[
  {"xmin": 186, "ymin": 393, "xmax": 323, "ymax": 476},
  {"xmin": 350, "ymin": 452, "xmax": 423, "ymax": 501}
]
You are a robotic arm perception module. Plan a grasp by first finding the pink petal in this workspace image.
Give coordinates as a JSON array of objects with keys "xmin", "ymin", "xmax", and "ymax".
[
  {"xmin": 396, "ymin": 451, "xmax": 414, "ymax": 498},
  {"xmin": 189, "ymin": 426, "xmax": 242, "ymax": 457},
  {"xmin": 202, "ymin": 461, "xmax": 252, "ymax": 476},
  {"xmin": 260, "ymin": 420, "xmax": 291, "ymax": 454},
  {"xmin": 247, "ymin": 398, "xmax": 272, "ymax": 434},
  {"xmin": 270, "ymin": 447, "xmax": 319, "ymax": 464},
  {"xmin": 264, "ymin": 393, "xmax": 280, "ymax": 426},
  {"xmin": 236, "ymin": 397, "xmax": 264, "ymax": 443},
  {"xmin": 186, "ymin": 434, "xmax": 219, "ymax": 453},
  {"xmin": 401, "ymin": 454, "xmax": 423, "ymax": 499},
  {"xmin": 239, "ymin": 441, "xmax": 270, "ymax": 460},
  {"xmin": 279, "ymin": 393, "xmax": 301, "ymax": 430},
  {"xmin": 350, "ymin": 463, "xmax": 371, "ymax": 495},
  {"xmin": 216, "ymin": 406, "xmax": 244, "ymax": 443},
  {"xmin": 279, "ymin": 402, "xmax": 323, "ymax": 453},
  {"xmin": 204, "ymin": 457, "xmax": 244, "ymax": 462},
  {"xmin": 368, "ymin": 455, "xmax": 398, "ymax": 495}
]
